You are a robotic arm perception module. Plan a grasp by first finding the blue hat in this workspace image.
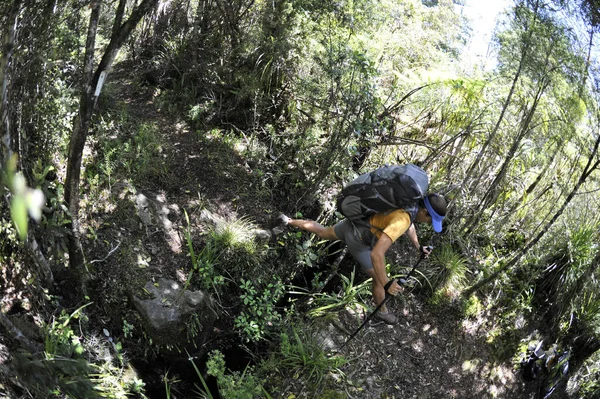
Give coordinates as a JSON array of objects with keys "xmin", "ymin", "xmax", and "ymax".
[{"xmin": 424, "ymin": 196, "xmax": 445, "ymax": 233}]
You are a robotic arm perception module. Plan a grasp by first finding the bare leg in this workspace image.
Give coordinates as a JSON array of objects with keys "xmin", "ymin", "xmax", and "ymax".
[
  {"xmin": 365, "ymin": 268, "xmax": 387, "ymax": 313},
  {"xmin": 288, "ymin": 219, "xmax": 339, "ymax": 241}
]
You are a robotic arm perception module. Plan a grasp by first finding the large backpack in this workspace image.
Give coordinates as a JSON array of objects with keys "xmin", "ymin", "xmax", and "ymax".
[{"xmin": 337, "ymin": 164, "xmax": 428, "ymax": 222}]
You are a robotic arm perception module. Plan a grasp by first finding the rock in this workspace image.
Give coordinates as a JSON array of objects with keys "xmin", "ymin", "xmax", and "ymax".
[
  {"xmin": 132, "ymin": 278, "xmax": 217, "ymax": 356},
  {"xmin": 251, "ymin": 228, "xmax": 272, "ymax": 240},
  {"xmin": 312, "ymin": 317, "xmax": 347, "ymax": 352}
]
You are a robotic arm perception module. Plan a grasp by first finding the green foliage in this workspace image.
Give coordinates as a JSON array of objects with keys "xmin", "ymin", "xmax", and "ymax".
[
  {"xmin": 14, "ymin": 302, "xmax": 145, "ymax": 399},
  {"xmin": 574, "ymin": 290, "xmax": 600, "ymax": 328},
  {"xmin": 428, "ymin": 244, "xmax": 469, "ymax": 302},
  {"xmin": 183, "ymin": 210, "xmax": 225, "ymax": 296},
  {"xmin": 535, "ymin": 222, "xmax": 599, "ymax": 327},
  {"xmin": 317, "ymin": 391, "xmax": 347, "ymax": 399},
  {"xmin": 275, "ymin": 327, "xmax": 347, "ymax": 385},
  {"xmin": 1, "ymin": 155, "xmax": 45, "ymax": 240},
  {"xmin": 295, "ymin": 269, "xmax": 371, "ymax": 317},
  {"xmin": 575, "ymin": 350, "xmax": 600, "ymax": 398},
  {"xmin": 31, "ymin": 159, "xmax": 70, "ymax": 257},
  {"xmin": 88, "ymin": 113, "xmax": 168, "ymax": 193},
  {"xmin": 234, "ymin": 278, "xmax": 285, "ymax": 342},
  {"xmin": 209, "ymin": 216, "xmax": 258, "ymax": 254},
  {"xmin": 462, "ymin": 294, "xmax": 483, "ymax": 318},
  {"xmin": 12, "ymin": 352, "xmax": 100, "ymax": 399},
  {"xmin": 196, "ymin": 350, "xmax": 267, "ymax": 399},
  {"xmin": 45, "ymin": 303, "xmax": 92, "ymax": 357},
  {"xmin": 282, "ymin": 229, "xmax": 333, "ymax": 269}
]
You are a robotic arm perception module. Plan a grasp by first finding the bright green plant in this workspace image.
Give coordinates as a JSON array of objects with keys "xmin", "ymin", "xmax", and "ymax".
[
  {"xmin": 205, "ymin": 215, "xmax": 273, "ymax": 283},
  {"xmin": 90, "ymin": 112, "xmax": 168, "ymax": 188},
  {"xmin": 463, "ymin": 294, "xmax": 483, "ymax": 318},
  {"xmin": 535, "ymin": 222, "xmax": 598, "ymax": 324},
  {"xmin": 132, "ymin": 122, "xmax": 166, "ymax": 176},
  {"xmin": 234, "ymin": 278, "xmax": 285, "ymax": 342},
  {"xmin": 20, "ymin": 302, "xmax": 145, "ymax": 399},
  {"xmin": 164, "ymin": 371, "xmax": 180, "ymax": 399},
  {"xmin": 576, "ymin": 351, "xmax": 600, "ymax": 398},
  {"xmin": 1, "ymin": 155, "xmax": 45, "ymax": 240},
  {"xmin": 99, "ymin": 146, "xmax": 117, "ymax": 191},
  {"xmin": 573, "ymin": 290, "xmax": 600, "ymax": 327},
  {"xmin": 122, "ymin": 319, "xmax": 135, "ymax": 339}
]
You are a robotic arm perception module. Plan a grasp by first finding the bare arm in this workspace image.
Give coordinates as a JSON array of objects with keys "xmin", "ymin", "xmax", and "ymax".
[
  {"xmin": 406, "ymin": 223, "xmax": 431, "ymax": 256},
  {"xmin": 406, "ymin": 224, "xmax": 420, "ymax": 250}
]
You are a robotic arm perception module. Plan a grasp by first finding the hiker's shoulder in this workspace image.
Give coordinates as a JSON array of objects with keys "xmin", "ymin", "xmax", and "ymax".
[{"xmin": 387, "ymin": 208, "xmax": 411, "ymax": 219}]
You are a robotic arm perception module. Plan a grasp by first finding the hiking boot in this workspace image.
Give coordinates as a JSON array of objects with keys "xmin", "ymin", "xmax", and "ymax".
[{"xmin": 375, "ymin": 311, "xmax": 397, "ymax": 325}]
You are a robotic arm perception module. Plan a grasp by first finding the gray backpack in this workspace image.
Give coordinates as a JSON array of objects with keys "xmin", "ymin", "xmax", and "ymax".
[{"xmin": 336, "ymin": 164, "xmax": 429, "ymax": 222}]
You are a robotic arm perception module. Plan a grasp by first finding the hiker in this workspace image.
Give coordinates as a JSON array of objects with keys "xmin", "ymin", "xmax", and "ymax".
[{"xmin": 279, "ymin": 192, "xmax": 446, "ymax": 325}]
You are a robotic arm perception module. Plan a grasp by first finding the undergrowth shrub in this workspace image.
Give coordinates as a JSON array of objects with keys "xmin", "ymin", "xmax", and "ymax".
[
  {"xmin": 208, "ymin": 216, "xmax": 257, "ymax": 254},
  {"xmin": 87, "ymin": 111, "xmax": 168, "ymax": 196},
  {"xmin": 276, "ymin": 327, "xmax": 347, "ymax": 384},
  {"xmin": 534, "ymin": 222, "xmax": 599, "ymax": 331},
  {"xmin": 192, "ymin": 350, "xmax": 268, "ymax": 399},
  {"xmin": 463, "ymin": 294, "xmax": 483, "ymax": 318},
  {"xmin": 258, "ymin": 321, "xmax": 347, "ymax": 393},
  {"xmin": 234, "ymin": 278, "xmax": 285, "ymax": 342},
  {"xmin": 13, "ymin": 304, "xmax": 144, "ymax": 398},
  {"xmin": 183, "ymin": 210, "xmax": 225, "ymax": 297},
  {"xmin": 292, "ymin": 269, "xmax": 371, "ymax": 318},
  {"xmin": 572, "ymin": 350, "xmax": 600, "ymax": 398}
]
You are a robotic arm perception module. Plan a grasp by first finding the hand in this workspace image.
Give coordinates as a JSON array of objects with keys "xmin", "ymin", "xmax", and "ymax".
[
  {"xmin": 385, "ymin": 279, "xmax": 404, "ymax": 296},
  {"xmin": 420, "ymin": 245, "xmax": 433, "ymax": 258}
]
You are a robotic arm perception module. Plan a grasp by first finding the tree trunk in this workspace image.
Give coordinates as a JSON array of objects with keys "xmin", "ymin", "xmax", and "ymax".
[
  {"xmin": 464, "ymin": 133, "xmax": 600, "ymax": 297},
  {"xmin": 0, "ymin": 0, "xmax": 21, "ymax": 161},
  {"xmin": 463, "ymin": 77, "xmax": 549, "ymax": 235},
  {"xmin": 64, "ymin": 0, "xmax": 159, "ymax": 296},
  {"xmin": 63, "ymin": 0, "xmax": 102, "ymax": 294}
]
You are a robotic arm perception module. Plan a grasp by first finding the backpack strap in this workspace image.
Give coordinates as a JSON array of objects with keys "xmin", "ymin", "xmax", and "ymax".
[
  {"xmin": 350, "ymin": 217, "xmax": 382, "ymax": 248},
  {"xmin": 372, "ymin": 189, "xmax": 398, "ymax": 209}
]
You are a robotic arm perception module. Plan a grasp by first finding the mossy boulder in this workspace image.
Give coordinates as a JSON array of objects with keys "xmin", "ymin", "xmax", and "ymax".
[{"xmin": 132, "ymin": 278, "xmax": 217, "ymax": 356}]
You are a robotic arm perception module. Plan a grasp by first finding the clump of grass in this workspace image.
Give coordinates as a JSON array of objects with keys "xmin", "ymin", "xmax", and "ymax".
[
  {"xmin": 429, "ymin": 243, "xmax": 469, "ymax": 303},
  {"xmin": 276, "ymin": 327, "xmax": 347, "ymax": 385},
  {"xmin": 259, "ymin": 323, "xmax": 347, "ymax": 389},
  {"xmin": 208, "ymin": 216, "xmax": 257, "ymax": 254},
  {"xmin": 183, "ymin": 210, "xmax": 224, "ymax": 297},
  {"xmin": 296, "ymin": 269, "xmax": 371, "ymax": 317}
]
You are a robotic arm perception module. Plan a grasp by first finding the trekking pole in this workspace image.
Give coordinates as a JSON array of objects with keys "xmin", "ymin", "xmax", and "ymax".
[{"xmin": 333, "ymin": 246, "xmax": 433, "ymax": 355}]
